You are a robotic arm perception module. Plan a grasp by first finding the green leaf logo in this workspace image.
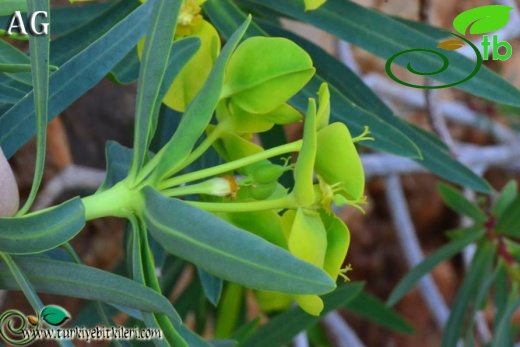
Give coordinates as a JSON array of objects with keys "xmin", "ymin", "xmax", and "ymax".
[
  {"xmin": 40, "ymin": 306, "xmax": 70, "ymax": 326},
  {"xmin": 453, "ymin": 5, "xmax": 513, "ymax": 35}
]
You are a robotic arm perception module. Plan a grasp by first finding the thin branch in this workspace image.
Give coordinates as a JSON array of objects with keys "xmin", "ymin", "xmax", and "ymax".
[
  {"xmin": 322, "ymin": 311, "xmax": 366, "ymax": 347},
  {"xmin": 363, "ymin": 143, "xmax": 520, "ymax": 179},
  {"xmin": 336, "ymin": 40, "xmax": 361, "ymax": 75},
  {"xmin": 461, "ymin": 176, "xmax": 493, "ymax": 345},
  {"xmin": 385, "ymin": 174, "xmax": 450, "ymax": 329},
  {"xmin": 424, "ymin": 87, "xmax": 457, "ymax": 153},
  {"xmin": 363, "ymin": 73, "xmax": 518, "ymax": 143},
  {"xmin": 33, "ymin": 164, "xmax": 106, "ymax": 210},
  {"xmin": 293, "ymin": 331, "xmax": 310, "ymax": 347}
]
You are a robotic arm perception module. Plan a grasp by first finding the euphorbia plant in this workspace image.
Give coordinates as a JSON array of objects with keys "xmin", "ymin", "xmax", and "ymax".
[{"xmin": 0, "ymin": 4, "xmax": 368, "ymax": 344}]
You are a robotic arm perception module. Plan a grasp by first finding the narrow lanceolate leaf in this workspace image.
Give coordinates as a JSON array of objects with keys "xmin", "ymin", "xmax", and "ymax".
[
  {"xmin": 0, "ymin": 39, "xmax": 32, "ymax": 85},
  {"xmin": 244, "ymin": 0, "xmax": 520, "ymax": 108},
  {"xmin": 437, "ymin": 183, "xmax": 487, "ymax": 223},
  {"xmin": 18, "ymin": 0, "xmax": 51, "ymax": 215},
  {"xmin": 198, "ymin": 268, "xmax": 223, "ymax": 306},
  {"xmin": 0, "ymin": 0, "xmax": 153, "ymax": 159},
  {"xmin": 142, "ymin": 187, "xmax": 336, "ymax": 295},
  {"xmin": 49, "ymin": 1, "xmax": 140, "ymax": 66},
  {"xmin": 98, "ymin": 141, "xmax": 134, "ymax": 192},
  {"xmin": 0, "ymin": 197, "xmax": 85, "ymax": 254},
  {"xmin": 153, "ymin": 16, "xmax": 251, "ymax": 181},
  {"xmin": 441, "ymin": 241, "xmax": 496, "ymax": 347},
  {"xmin": 256, "ymin": 17, "xmax": 491, "ymax": 193},
  {"xmin": 345, "ymin": 292, "xmax": 414, "ymax": 334},
  {"xmin": 387, "ymin": 226, "xmax": 485, "ymax": 306},
  {"xmin": 495, "ymin": 196, "xmax": 520, "ymax": 237},
  {"xmin": 129, "ymin": 0, "xmax": 182, "ymax": 179},
  {"xmin": 242, "ymin": 283, "xmax": 364, "ymax": 347},
  {"xmin": 0, "ymin": 256, "xmax": 178, "ymax": 320},
  {"xmin": 492, "ymin": 180, "xmax": 518, "ymax": 218},
  {"xmin": 494, "ymin": 295, "xmax": 520, "ymax": 347}
]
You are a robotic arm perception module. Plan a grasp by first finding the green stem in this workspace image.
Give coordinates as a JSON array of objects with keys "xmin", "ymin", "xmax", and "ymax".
[
  {"xmin": 176, "ymin": 122, "xmax": 227, "ymax": 172},
  {"xmin": 81, "ymin": 181, "xmax": 140, "ymax": 221},
  {"xmin": 187, "ymin": 196, "xmax": 296, "ymax": 213},
  {"xmin": 132, "ymin": 122, "xmax": 227, "ymax": 188},
  {"xmin": 159, "ymin": 140, "xmax": 302, "ymax": 190}
]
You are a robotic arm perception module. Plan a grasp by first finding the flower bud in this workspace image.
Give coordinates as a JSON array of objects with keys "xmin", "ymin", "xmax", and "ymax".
[
  {"xmin": 207, "ymin": 176, "xmax": 237, "ymax": 197},
  {"xmin": 0, "ymin": 147, "xmax": 19, "ymax": 217},
  {"xmin": 252, "ymin": 163, "xmax": 284, "ymax": 185}
]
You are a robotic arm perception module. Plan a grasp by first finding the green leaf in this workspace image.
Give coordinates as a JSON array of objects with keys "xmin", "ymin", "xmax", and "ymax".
[
  {"xmin": 345, "ymin": 292, "xmax": 414, "ymax": 334},
  {"xmin": 0, "ymin": 79, "xmax": 27, "ymax": 104},
  {"xmin": 245, "ymin": 0, "xmax": 520, "ymax": 108},
  {"xmin": 0, "ymin": 39, "xmax": 32, "ymax": 85},
  {"xmin": 453, "ymin": 5, "xmax": 513, "ymax": 35},
  {"xmin": 0, "ymin": 253, "xmax": 44, "ymax": 316},
  {"xmin": 129, "ymin": 0, "xmax": 182, "ymax": 178},
  {"xmin": 142, "ymin": 312, "xmax": 181, "ymax": 347},
  {"xmin": 198, "ymin": 268, "xmax": 223, "ymax": 306},
  {"xmin": 0, "ymin": 256, "xmax": 179, "ymax": 320},
  {"xmin": 41, "ymin": 305, "xmax": 70, "ymax": 326},
  {"xmin": 492, "ymin": 180, "xmax": 517, "ymax": 218},
  {"xmin": 495, "ymin": 196, "xmax": 520, "ymax": 237},
  {"xmin": 438, "ymin": 183, "xmax": 487, "ymax": 223},
  {"xmin": 493, "ymin": 263, "xmax": 509, "ymax": 332},
  {"xmin": 49, "ymin": 0, "xmax": 140, "ymax": 66},
  {"xmin": 441, "ymin": 241, "xmax": 496, "ymax": 347},
  {"xmin": 0, "ymin": 0, "xmax": 153, "ymax": 159},
  {"xmin": 142, "ymin": 187, "xmax": 336, "ymax": 295},
  {"xmin": 98, "ymin": 141, "xmax": 133, "ymax": 192},
  {"xmin": 108, "ymin": 48, "xmax": 141, "ymax": 85},
  {"xmin": 127, "ymin": 214, "xmax": 187, "ymax": 346},
  {"xmin": 387, "ymin": 226, "xmax": 485, "ymax": 306},
  {"xmin": 0, "ymin": 197, "xmax": 85, "ymax": 254},
  {"xmin": 154, "ymin": 16, "xmax": 251, "ymax": 180},
  {"xmin": 17, "ymin": 0, "xmax": 51, "ymax": 216},
  {"xmin": 242, "ymin": 283, "xmax": 364, "ymax": 347},
  {"xmin": 494, "ymin": 287, "xmax": 520, "ymax": 347}
]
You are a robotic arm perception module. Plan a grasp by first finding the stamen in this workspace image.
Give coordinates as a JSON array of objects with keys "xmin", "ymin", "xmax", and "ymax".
[{"xmin": 352, "ymin": 126, "xmax": 375, "ymax": 143}]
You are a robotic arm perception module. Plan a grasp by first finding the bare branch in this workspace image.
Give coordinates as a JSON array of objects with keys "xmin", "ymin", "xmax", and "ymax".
[
  {"xmin": 293, "ymin": 331, "xmax": 310, "ymax": 347},
  {"xmin": 322, "ymin": 312, "xmax": 366, "ymax": 347},
  {"xmin": 385, "ymin": 174, "xmax": 450, "ymax": 329},
  {"xmin": 33, "ymin": 164, "xmax": 106, "ymax": 210}
]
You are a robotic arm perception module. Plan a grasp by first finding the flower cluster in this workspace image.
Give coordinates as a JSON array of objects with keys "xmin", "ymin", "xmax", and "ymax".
[{"xmin": 151, "ymin": 18, "xmax": 371, "ymax": 316}]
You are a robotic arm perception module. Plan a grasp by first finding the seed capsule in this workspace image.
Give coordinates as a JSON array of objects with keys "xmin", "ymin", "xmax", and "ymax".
[{"xmin": 251, "ymin": 163, "xmax": 284, "ymax": 185}]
